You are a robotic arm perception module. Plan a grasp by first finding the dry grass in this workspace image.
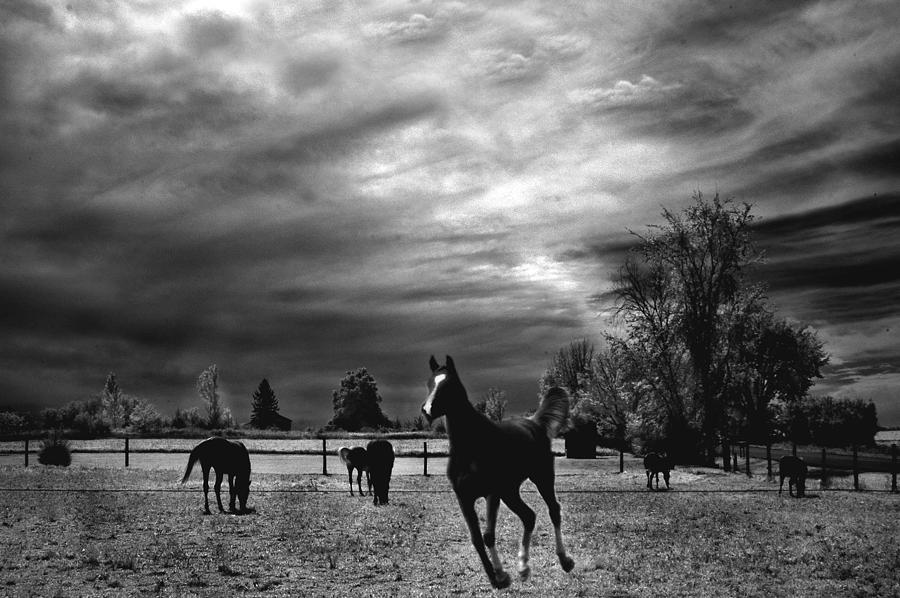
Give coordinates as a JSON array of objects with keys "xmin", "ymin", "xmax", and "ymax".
[{"xmin": 0, "ymin": 462, "xmax": 898, "ymax": 597}]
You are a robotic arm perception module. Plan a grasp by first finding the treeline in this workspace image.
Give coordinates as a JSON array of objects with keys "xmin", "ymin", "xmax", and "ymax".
[{"xmin": 540, "ymin": 194, "xmax": 878, "ymax": 462}]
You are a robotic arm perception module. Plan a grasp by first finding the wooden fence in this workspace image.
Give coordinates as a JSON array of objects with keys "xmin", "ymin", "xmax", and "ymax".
[
  {"xmin": 8, "ymin": 438, "xmax": 440, "ymax": 476},
  {"xmin": 726, "ymin": 441, "xmax": 899, "ymax": 492}
]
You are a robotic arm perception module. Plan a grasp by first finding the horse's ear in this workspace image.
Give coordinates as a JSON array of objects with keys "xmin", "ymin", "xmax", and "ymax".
[
  {"xmin": 429, "ymin": 355, "xmax": 440, "ymax": 372},
  {"xmin": 445, "ymin": 355, "xmax": 456, "ymax": 374}
]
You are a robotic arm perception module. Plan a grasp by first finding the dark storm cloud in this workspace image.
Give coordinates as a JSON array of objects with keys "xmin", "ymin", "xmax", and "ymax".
[{"xmin": 753, "ymin": 194, "xmax": 900, "ymax": 325}]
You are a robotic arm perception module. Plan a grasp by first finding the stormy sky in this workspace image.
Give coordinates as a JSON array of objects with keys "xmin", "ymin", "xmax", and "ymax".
[{"xmin": 2, "ymin": 0, "xmax": 899, "ymax": 428}]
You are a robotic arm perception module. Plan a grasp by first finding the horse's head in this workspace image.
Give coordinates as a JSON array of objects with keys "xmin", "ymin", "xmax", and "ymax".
[{"xmin": 422, "ymin": 355, "xmax": 463, "ymax": 423}]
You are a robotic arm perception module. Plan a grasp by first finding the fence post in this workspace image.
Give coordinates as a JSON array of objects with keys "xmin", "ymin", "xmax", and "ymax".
[
  {"xmin": 852, "ymin": 445, "xmax": 859, "ymax": 491},
  {"xmin": 125, "ymin": 438, "xmax": 129, "ymax": 467},
  {"xmin": 322, "ymin": 438, "xmax": 328, "ymax": 475},
  {"xmin": 732, "ymin": 450, "xmax": 738, "ymax": 473},
  {"xmin": 766, "ymin": 443, "xmax": 772, "ymax": 480},
  {"xmin": 892, "ymin": 444, "xmax": 897, "ymax": 493},
  {"xmin": 619, "ymin": 448, "xmax": 624, "ymax": 474},
  {"xmin": 792, "ymin": 442, "xmax": 797, "ymax": 457},
  {"xmin": 423, "ymin": 441, "xmax": 429, "ymax": 477},
  {"xmin": 24, "ymin": 439, "xmax": 29, "ymax": 467},
  {"xmin": 745, "ymin": 442, "xmax": 751, "ymax": 478},
  {"xmin": 821, "ymin": 447, "xmax": 827, "ymax": 489}
]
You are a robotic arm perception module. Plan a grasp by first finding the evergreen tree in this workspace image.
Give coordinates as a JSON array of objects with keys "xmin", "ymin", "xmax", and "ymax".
[{"xmin": 250, "ymin": 378, "xmax": 280, "ymax": 428}]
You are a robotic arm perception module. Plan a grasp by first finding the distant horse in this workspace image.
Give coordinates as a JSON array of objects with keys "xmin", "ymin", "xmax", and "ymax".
[
  {"xmin": 644, "ymin": 452, "xmax": 673, "ymax": 490},
  {"xmin": 181, "ymin": 437, "xmax": 251, "ymax": 514},
  {"xmin": 422, "ymin": 355, "xmax": 575, "ymax": 589},
  {"xmin": 366, "ymin": 440, "xmax": 395, "ymax": 506},
  {"xmin": 338, "ymin": 446, "xmax": 371, "ymax": 496},
  {"xmin": 779, "ymin": 455, "xmax": 807, "ymax": 497}
]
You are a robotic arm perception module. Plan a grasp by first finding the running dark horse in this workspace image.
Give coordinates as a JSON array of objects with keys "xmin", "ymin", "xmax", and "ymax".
[
  {"xmin": 338, "ymin": 446, "xmax": 371, "ymax": 496},
  {"xmin": 422, "ymin": 355, "xmax": 575, "ymax": 589},
  {"xmin": 644, "ymin": 452, "xmax": 673, "ymax": 490},
  {"xmin": 181, "ymin": 437, "xmax": 251, "ymax": 514},
  {"xmin": 779, "ymin": 455, "xmax": 807, "ymax": 497}
]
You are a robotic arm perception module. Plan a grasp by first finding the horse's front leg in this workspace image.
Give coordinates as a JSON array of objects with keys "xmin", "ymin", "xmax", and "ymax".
[
  {"xmin": 457, "ymin": 494, "xmax": 510, "ymax": 589},
  {"xmin": 356, "ymin": 470, "xmax": 364, "ymax": 496},
  {"xmin": 214, "ymin": 472, "xmax": 226, "ymax": 512},
  {"xmin": 346, "ymin": 467, "xmax": 354, "ymax": 496}
]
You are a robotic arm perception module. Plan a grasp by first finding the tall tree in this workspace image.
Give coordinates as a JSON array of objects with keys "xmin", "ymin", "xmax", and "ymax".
[
  {"xmin": 329, "ymin": 368, "xmax": 390, "ymax": 432},
  {"xmin": 250, "ymin": 378, "xmax": 280, "ymax": 429},
  {"xmin": 101, "ymin": 372, "xmax": 126, "ymax": 429},
  {"xmin": 614, "ymin": 193, "xmax": 764, "ymax": 463},
  {"xmin": 197, "ymin": 364, "xmax": 228, "ymax": 429}
]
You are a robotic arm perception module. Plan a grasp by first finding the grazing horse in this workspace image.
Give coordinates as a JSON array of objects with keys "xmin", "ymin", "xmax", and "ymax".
[
  {"xmin": 422, "ymin": 355, "xmax": 575, "ymax": 589},
  {"xmin": 644, "ymin": 452, "xmax": 673, "ymax": 490},
  {"xmin": 366, "ymin": 440, "xmax": 395, "ymax": 506},
  {"xmin": 181, "ymin": 437, "xmax": 251, "ymax": 514},
  {"xmin": 338, "ymin": 446, "xmax": 371, "ymax": 496},
  {"xmin": 779, "ymin": 455, "xmax": 807, "ymax": 497}
]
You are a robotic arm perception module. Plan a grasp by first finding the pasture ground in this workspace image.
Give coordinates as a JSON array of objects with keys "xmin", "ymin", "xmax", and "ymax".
[{"xmin": 0, "ymin": 462, "xmax": 898, "ymax": 597}]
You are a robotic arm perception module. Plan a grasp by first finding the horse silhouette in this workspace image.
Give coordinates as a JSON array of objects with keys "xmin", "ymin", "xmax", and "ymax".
[
  {"xmin": 366, "ymin": 440, "xmax": 395, "ymax": 506},
  {"xmin": 779, "ymin": 455, "xmax": 807, "ymax": 497},
  {"xmin": 644, "ymin": 452, "xmax": 673, "ymax": 490},
  {"xmin": 181, "ymin": 437, "xmax": 251, "ymax": 514},
  {"xmin": 338, "ymin": 446, "xmax": 371, "ymax": 496},
  {"xmin": 422, "ymin": 355, "xmax": 575, "ymax": 589}
]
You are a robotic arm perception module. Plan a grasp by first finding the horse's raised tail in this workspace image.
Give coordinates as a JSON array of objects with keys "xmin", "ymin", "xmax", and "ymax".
[
  {"xmin": 530, "ymin": 386, "xmax": 570, "ymax": 439},
  {"xmin": 181, "ymin": 446, "xmax": 200, "ymax": 484}
]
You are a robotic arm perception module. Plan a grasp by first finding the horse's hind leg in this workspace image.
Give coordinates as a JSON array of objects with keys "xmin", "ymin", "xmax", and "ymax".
[
  {"xmin": 227, "ymin": 474, "xmax": 236, "ymax": 511},
  {"xmin": 535, "ymin": 476, "xmax": 575, "ymax": 572},
  {"xmin": 346, "ymin": 466, "xmax": 354, "ymax": 496},
  {"xmin": 483, "ymin": 494, "xmax": 507, "ymax": 580},
  {"xmin": 501, "ymin": 490, "xmax": 536, "ymax": 581},
  {"xmin": 202, "ymin": 466, "xmax": 212, "ymax": 514}
]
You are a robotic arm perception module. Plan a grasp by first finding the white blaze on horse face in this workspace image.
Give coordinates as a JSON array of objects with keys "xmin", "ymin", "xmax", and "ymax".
[{"xmin": 423, "ymin": 374, "xmax": 446, "ymax": 417}]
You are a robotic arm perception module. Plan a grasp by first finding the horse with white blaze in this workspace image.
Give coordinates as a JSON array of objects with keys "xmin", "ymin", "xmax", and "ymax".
[{"xmin": 422, "ymin": 355, "xmax": 575, "ymax": 589}]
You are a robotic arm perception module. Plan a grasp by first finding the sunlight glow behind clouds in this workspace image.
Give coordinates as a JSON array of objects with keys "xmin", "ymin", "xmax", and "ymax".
[{"xmin": 2, "ymin": 0, "xmax": 899, "ymax": 425}]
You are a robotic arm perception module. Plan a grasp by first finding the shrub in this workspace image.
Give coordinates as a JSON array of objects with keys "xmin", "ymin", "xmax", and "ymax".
[{"xmin": 38, "ymin": 435, "xmax": 72, "ymax": 466}]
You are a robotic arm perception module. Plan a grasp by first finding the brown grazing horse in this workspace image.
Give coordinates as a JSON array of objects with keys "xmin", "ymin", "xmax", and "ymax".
[
  {"xmin": 644, "ymin": 452, "xmax": 673, "ymax": 490},
  {"xmin": 181, "ymin": 437, "xmax": 251, "ymax": 514},
  {"xmin": 366, "ymin": 440, "xmax": 395, "ymax": 506},
  {"xmin": 338, "ymin": 446, "xmax": 371, "ymax": 496},
  {"xmin": 779, "ymin": 455, "xmax": 807, "ymax": 497},
  {"xmin": 422, "ymin": 355, "xmax": 575, "ymax": 589}
]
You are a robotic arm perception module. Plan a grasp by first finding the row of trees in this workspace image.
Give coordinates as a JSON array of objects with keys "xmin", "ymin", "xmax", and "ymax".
[
  {"xmin": 541, "ymin": 194, "xmax": 875, "ymax": 463},
  {"xmin": 0, "ymin": 365, "xmax": 269, "ymax": 435}
]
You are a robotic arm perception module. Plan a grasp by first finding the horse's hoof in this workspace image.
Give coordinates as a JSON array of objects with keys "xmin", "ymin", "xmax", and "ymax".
[
  {"xmin": 492, "ymin": 571, "xmax": 511, "ymax": 589},
  {"xmin": 559, "ymin": 554, "xmax": 575, "ymax": 573},
  {"xmin": 518, "ymin": 564, "xmax": 531, "ymax": 581}
]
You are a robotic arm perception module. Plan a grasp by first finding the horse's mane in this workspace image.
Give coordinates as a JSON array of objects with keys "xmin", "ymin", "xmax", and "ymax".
[{"xmin": 529, "ymin": 386, "xmax": 569, "ymax": 439}]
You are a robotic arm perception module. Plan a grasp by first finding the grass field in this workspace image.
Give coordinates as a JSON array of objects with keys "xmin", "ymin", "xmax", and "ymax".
[{"xmin": 1, "ymin": 463, "xmax": 898, "ymax": 597}]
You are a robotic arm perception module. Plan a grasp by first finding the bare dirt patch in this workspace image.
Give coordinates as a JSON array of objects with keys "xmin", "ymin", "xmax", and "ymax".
[{"xmin": 1, "ymin": 463, "xmax": 898, "ymax": 597}]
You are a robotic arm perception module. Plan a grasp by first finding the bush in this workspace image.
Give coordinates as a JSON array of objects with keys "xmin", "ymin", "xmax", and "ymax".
[{"xmin": 38, "ymin": 435, "xmax": 71, "ymax": 466}]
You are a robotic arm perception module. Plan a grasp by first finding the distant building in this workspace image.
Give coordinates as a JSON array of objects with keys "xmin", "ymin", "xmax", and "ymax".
[{"xmin": 251, "ymin": 412, "xmax": 292, "ymax": 431}]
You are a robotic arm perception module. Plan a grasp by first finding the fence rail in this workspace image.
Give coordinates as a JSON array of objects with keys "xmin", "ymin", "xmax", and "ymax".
[
  {"xmin": 5, "ymin": 438, "xmax": 898, "ymax": 493},
  {"xmin": 725, "ymin": 441, "xmax": 899, "ymax": 492}
]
